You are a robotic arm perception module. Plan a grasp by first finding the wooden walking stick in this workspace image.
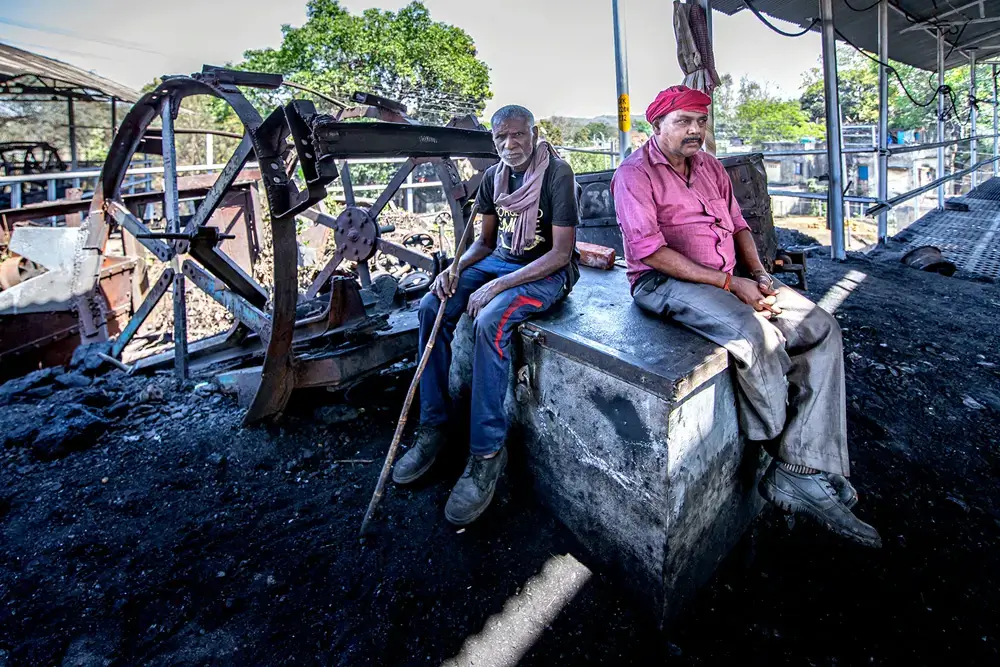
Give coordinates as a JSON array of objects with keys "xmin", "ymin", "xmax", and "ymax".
[{"xmin": 360, "ymin": 203, "xmax": 480, "ymax": 536}]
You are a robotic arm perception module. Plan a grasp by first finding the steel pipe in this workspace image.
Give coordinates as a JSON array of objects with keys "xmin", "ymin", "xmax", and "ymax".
[
  {"xmin": 769, "ymin": 190, "xmax": 878, "ymax": 203},
  {"xmin": 878, "ymin": 0, "xmax": 889, "ymax": 243},
  {"xmin": 938, "ymin": 29, "xmax": 946, "ymax": 209},
  {"xmin": 994, "ymin": 64, "xmax": 998, "ymax": 177},
  {"xmin": 887, "ymin": 136, "xmax": 980, "ymax": 155},
  {"xmin": 865, "ymin": 155, "xmax": 1000, "ymax": 216},
  {"xmin": 612, "ymin": 0, "xmax": 631, "ymax": 163},
  {"xmin": 971, "ymin": 49, "xmax": 979, "ymax": 188},
  {"xmin": 820, "ymin": 0, "xmax": 846, "ymax": 260}
]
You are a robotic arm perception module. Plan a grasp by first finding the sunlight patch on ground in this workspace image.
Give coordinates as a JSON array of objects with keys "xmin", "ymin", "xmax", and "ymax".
[
  {"xmin": 816, "ymin": 270, "xmax": 868, "ymax": 314},
  {"xmin": 442, "ymin": 553, "xmax": 592, "ymax": 667}
]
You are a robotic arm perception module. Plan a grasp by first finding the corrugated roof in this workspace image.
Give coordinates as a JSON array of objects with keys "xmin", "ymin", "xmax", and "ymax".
[
  {"xmin": 0, "ymin": 42, "xmax": 139, "ymax": 102},
  {"xmin": 712, "ymin": 0, "xmax": 1000, "ymax": 72}
]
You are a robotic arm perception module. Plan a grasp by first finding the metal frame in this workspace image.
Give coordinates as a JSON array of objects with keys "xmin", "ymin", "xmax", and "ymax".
[
  {"xmin": 612, "ymin": 0, "xmax": 630, "ymax": 163},
  {"xmin": 877, "ymin": 0, "xmax": 890, "ymax": 243},
  {"xmin": 820, "ymin": 0, "xmax": 846, "ymax": 260}
]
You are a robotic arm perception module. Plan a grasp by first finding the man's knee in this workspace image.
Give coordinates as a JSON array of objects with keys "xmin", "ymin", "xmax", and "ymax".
[
  {"xmin": 472, "ymin": 303, "xmax": 503, "ymax": 341},
  {"xmin": 418, "ymin": 291, "xmax": 442, "ymax": 322},
  {"xmin": 810, "ymin": 306, "xmax": 842, "ymax": 345}
]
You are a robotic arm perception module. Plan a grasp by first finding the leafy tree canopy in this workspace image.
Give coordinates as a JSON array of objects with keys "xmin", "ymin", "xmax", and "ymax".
[
  {"xmin": 714, "ymin": 75, "xmax": 824, "ymax": 146},
  {"xmin": 798, "ymin": 44, "xmax": 983, "ymax": 135},
  {"xmin": 237, "ymin": 0, "xmax": 492, "ymax": 124}
]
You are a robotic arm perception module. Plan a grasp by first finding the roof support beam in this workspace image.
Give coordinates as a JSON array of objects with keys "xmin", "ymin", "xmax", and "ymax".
[
  {"xmin": 950, "ymin": 25, "xmax": 1000, "ymax": 50},
  {"xmin": 892, "ymin": 3, "xmax": 970, "ymax": 60},
  {"xmin": 899, "ymin": 0, "xmax": 983, "ymax": 34}
]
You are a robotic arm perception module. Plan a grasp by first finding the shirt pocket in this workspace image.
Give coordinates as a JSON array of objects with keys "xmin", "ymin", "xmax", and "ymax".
[{"xmin": 707, "ymin": 197, "xmax": 735, "ymax": 232}]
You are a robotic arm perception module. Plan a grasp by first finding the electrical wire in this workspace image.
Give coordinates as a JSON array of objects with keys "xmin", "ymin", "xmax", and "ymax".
[
  {"xmin": 834, "ymin": 27, "xmax": 964, "ymax": 121},
  {"xmin": 742, "ymin": 0, "xmax": 819, "ymax": 38},
  {"xmin": 842, "ymin": 0, "xmax": 881, "ymax": 11},
  {"xmin": 944, "ymin": 22, "xmax": 968, "ymax": 61}
]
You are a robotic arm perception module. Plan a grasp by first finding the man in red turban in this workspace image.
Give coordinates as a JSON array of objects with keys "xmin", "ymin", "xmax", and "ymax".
[{"xmin": 611, "ymin": 86, "xmax": 881, "ymax": 548}]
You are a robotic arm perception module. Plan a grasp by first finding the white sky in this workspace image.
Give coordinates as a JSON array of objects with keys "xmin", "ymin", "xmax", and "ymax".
[{"xmin": 0, "ymin": 0, "xmax": 824, "ymax": 118}]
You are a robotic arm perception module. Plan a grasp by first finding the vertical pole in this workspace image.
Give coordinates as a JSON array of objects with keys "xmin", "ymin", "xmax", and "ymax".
[
  {"xmin": 970, "ymin": 49, "xmax": 978, "ymax": 188},
  {"xmin": 698, "ymin": 0, "xmax": 716, "ymax": 154},
  {"xmin": 993, "ymin": 63, "xmax": 998, "ymax": 177},
  {"xmin": 206, "ymin": 132, "xmax": 214, "ymax": 167},
  {"xmin": 161, "ymin": 95, "xmax": 188, "ymax": 381},
  {"xmin": 877, "ymin": 0, "xmax": 889, "ymax": 243},
  {"xmin": 406, "ymin": 171, "xmax": 414, "ymax": 212},
  {"xmin": 110, "ymin": 98, "xmax": 117, "ymax": 141},
  {"xmin": 937, "ymin": 29, "xmax": 946, "ymax": 208},
  {"xmin": 612, "ymin": 0, "xmax": 631, "ymax": 163},
  {"xmin": 820, "ymin": 0, "xmax": 846, "ymax": 260},
  {"xmin": 67, "ymin": 97, "xmax": 78, "ymax": 172}
]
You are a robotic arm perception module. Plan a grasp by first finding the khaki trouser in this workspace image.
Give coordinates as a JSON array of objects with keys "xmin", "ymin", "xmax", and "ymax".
[{"xmin": 633, "ymin": 273, "xmax": 850, "ymax": 476}]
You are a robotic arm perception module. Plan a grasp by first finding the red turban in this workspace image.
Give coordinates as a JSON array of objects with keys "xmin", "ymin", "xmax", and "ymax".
[{"xmin": 645, "ymin": 85, "xmax": 712, "ymax": 124}]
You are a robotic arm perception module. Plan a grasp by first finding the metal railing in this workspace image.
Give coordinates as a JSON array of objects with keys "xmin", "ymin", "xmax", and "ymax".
[{"xmin": 865, "ymin": 155, "xmax": 1000, "ymax": 216}]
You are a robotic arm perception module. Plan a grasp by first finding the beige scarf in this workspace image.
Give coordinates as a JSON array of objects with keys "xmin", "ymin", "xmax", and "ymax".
[{"xmin": 493, "ymin": 141, "xmax": 559, "ymax": 255}]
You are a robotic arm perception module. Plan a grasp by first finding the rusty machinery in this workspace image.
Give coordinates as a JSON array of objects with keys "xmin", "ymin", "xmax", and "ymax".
[{"xmin": 0, "ymin": 65, "xmax": 498, "ymax": 423}]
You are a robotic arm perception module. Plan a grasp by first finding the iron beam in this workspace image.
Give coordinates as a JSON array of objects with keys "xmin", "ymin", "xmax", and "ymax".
[
  {"xmin": 161, "ymin": 94, "xmax": 187, "ymax": 379},
  {"xmin": 994, "ymin": 64, "xmax": 998, "ymax": 177},
  {"xmin": 110, "ymin": 268, "xmax": 174, "ymax": 358},
  {"xmin": 183, "ymin": 260, "xmax": 272, "ymax": 341}
]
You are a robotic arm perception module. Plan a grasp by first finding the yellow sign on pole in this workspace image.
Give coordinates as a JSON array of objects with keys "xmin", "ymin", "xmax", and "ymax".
[{"xmin": 618, "ymin": 94, "xmax": 631, "ymax": 133}]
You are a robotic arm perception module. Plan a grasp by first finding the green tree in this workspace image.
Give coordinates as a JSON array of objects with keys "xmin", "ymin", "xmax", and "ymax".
[
  {"xmin": 714, "ymin": 75, "xmax": 823, "ymax": 146},
  {"xmin": 234, "ymin": 0, "xmax": 491, "ymax": 124},
  {"xmin": 732, "ymin": 97, "xmax": 824, "ymax": 145},
  {"xmin": 572, "ymin": 121, "xmax": 615, "ymax": 145},
  {"xmin": 632, "ymin": 118, "xmax": 652, "ymax": 135},
  {"xmin": 537, "ymin": 118, "xmax": 564, "ymax": 145}
]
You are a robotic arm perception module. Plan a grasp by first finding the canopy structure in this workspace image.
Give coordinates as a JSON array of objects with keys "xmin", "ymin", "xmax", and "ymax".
[
  {"xmin": 613, "ymin": 0, "xmax": 1000, "ymax": 260},
  {"xmin": 713, "ymin": 0, "xmax": 1000, "ymax": 72},
  {"xmin": 0, "ymin": 43, "xmax": 139, "ymax": 103},
  {"xmin": 0, "ymin": 42, "xmax": 139, "ymax": 173}
]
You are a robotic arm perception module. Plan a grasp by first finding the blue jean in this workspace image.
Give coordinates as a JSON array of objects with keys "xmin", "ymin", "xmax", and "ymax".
[{"xmin": 418, "ymin": 254, "xmax": 567, "ymax": 455}]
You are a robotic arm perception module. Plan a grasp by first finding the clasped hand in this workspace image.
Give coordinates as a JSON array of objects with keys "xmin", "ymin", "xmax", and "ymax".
[{"xmin": 730, "ymin": 271, "xmax": 781, "ymax": 319}]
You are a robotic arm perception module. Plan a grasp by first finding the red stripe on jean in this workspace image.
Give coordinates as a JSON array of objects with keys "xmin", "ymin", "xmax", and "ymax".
[{"xmin": 493, "ymin": 295, "xmax": 543, "ymax": 359}]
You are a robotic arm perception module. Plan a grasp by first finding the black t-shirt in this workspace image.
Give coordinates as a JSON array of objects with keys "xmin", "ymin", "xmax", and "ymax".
[{"xmin": 476, "ymin": 157, "xmax": 580, "ymax": 265}]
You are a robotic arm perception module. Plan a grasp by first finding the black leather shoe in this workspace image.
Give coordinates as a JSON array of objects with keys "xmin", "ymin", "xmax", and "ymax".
[
  {"xmin": 759, "ymin": 461, "xmax": 881, "ymax": 548},
  {"xmin": 827, "ymin": 472, "xmax": 858, "ymax": 509},
  {"xmin": 392, "ymin": 426, "xmax": 447, "ymax": 484},
  {"xmin": 444, "ymin": 448, "xmax": 508, "ymax": 526}
]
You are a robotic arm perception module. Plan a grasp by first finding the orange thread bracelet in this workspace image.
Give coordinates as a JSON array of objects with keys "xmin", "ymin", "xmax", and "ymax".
[{"xmin": 722, "ymin": 273, "xmax": 732, "ymax": 291}]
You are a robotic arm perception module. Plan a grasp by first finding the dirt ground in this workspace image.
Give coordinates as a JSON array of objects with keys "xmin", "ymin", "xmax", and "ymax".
[{"xmin": 2, "ymin": 231, "xmax": 1000, "ymax": 666}]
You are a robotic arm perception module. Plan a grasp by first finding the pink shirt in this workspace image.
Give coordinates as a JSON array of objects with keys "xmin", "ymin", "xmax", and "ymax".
[{"xmin": 611, "ymin": 139, "xmax": 750, "ymax": 290}]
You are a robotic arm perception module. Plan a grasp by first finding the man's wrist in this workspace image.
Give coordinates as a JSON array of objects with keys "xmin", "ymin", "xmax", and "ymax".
[{"xmin": 718, "ymin": 271, "xmax": 731, "ymax": 291}]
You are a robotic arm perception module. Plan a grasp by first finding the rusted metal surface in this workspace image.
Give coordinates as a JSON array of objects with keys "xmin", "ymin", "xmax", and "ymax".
[
  {"xmin": 2, "ymin": 63, "xmax": 495, "ymax": 424},
  {"xmin": 110, "ymin": 268, "xmax": 174, "ymax": 359},
  {"xmin": 0, "ymin": 257, "xmax": 136, "ymax": 381}
]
